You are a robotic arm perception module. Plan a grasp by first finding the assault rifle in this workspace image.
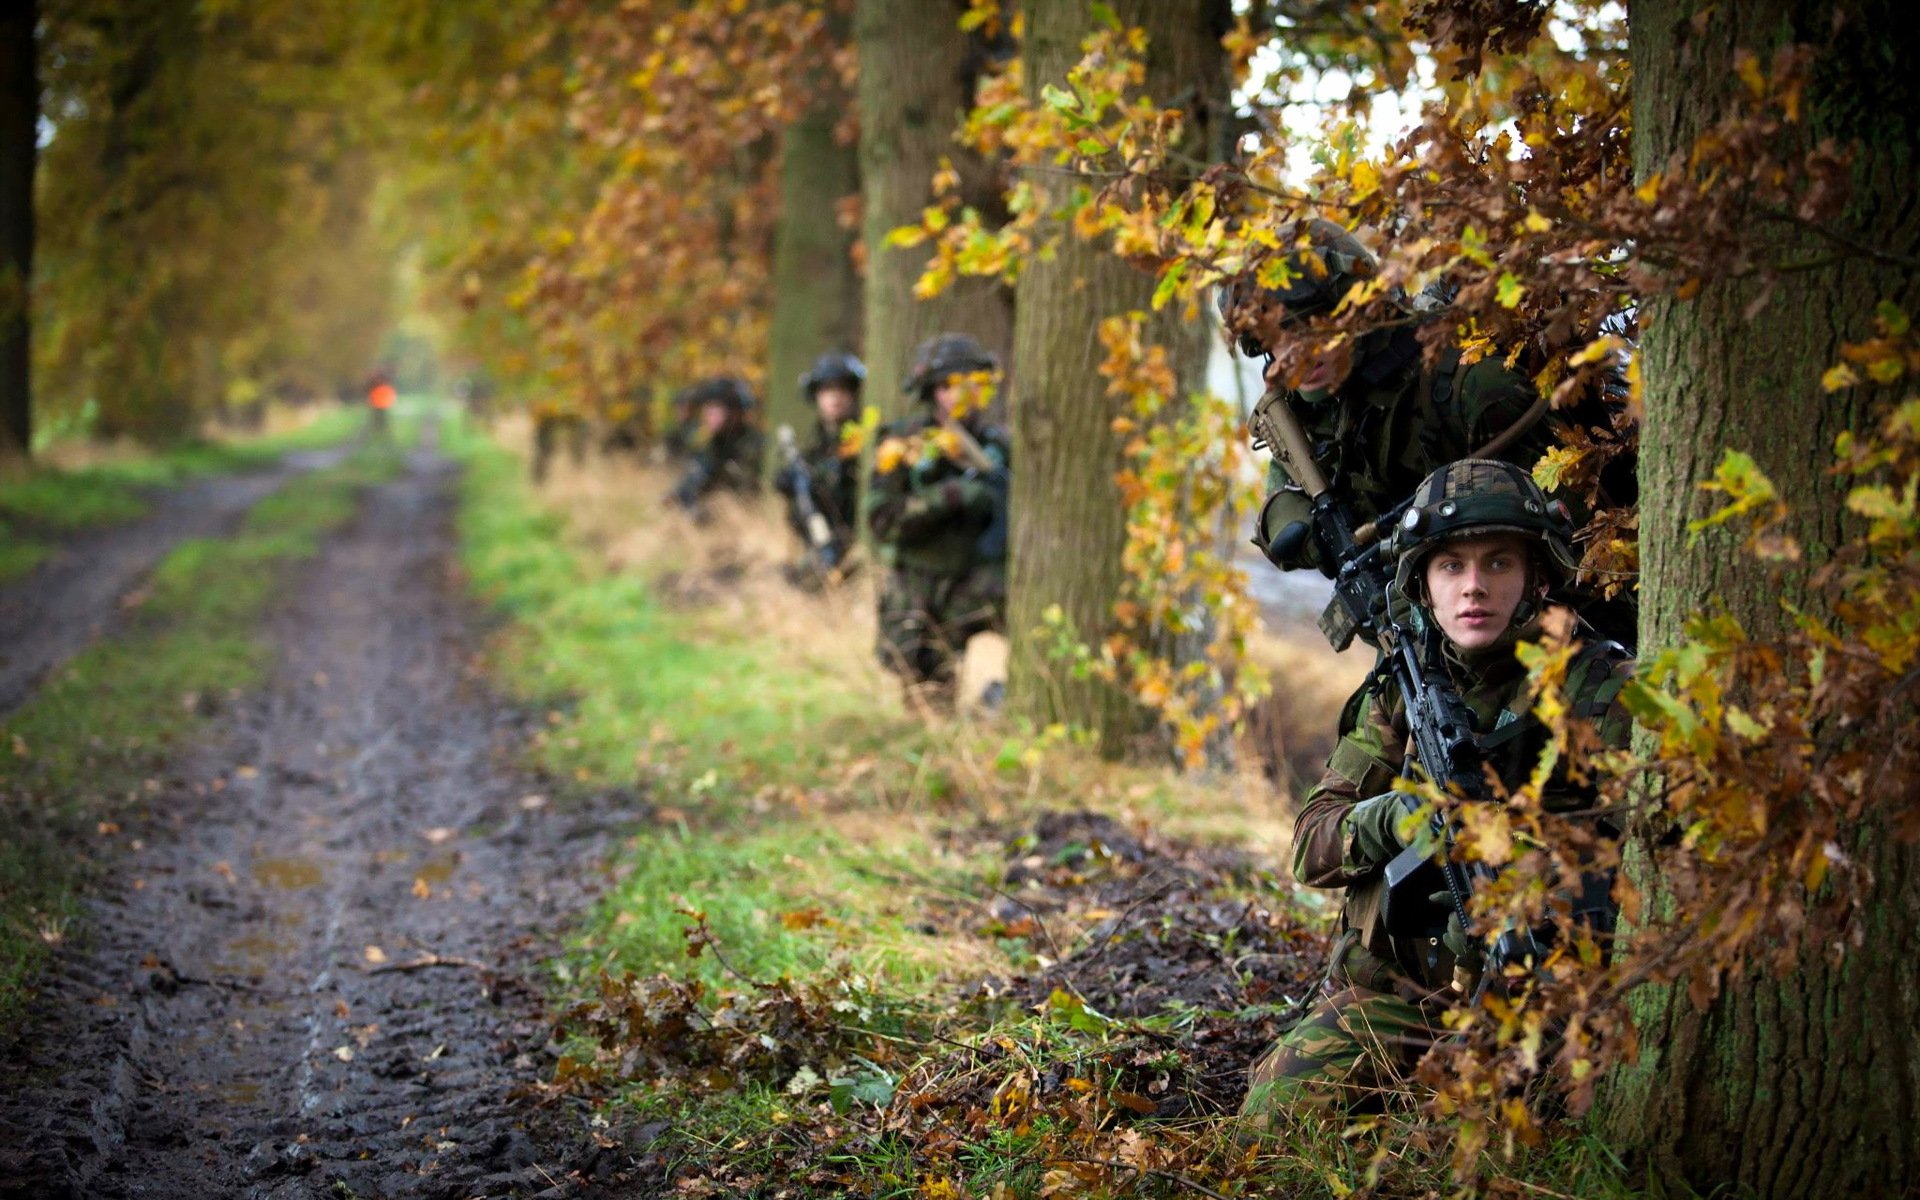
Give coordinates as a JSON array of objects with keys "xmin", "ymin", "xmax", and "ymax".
[
  {"xmin": 776, "ymin": 424, "xmax": 844, "ymax": 574},
  {"xmin": 1247, "ymin": 389, "xmax": 1543, "ymax": 992}
]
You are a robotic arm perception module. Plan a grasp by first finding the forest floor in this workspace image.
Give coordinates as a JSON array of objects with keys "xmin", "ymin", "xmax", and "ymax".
[{"xmin": 0, "ymin": 404, "xmax": 1649, "ymax": 1199}]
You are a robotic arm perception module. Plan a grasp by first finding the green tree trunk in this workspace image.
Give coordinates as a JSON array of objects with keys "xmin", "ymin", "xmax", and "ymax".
[
  {"xmin": 853, "ymin": 0, "xmax": 1013, "ymax": 419},
  {"xmin": 764, "ymin": 89, "xmax": 861, "ymax": 465},
  {"xmin": 1004, "ymin": 0, "xmax": 1229, "ymax": 757},
  {"xmin": 0, "ymin": 0, "xmax": 35, "ymax": 462},
  {"xmin": 1597, "ymin": 3, "xmax": 1920, "ymax": 1192}
]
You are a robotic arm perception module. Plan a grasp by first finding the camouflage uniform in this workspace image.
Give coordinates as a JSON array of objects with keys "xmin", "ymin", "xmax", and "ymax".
[
  {"xmin": 1241, "ymin": 461, "xmax": 1633, "ymax": 1125},
  {"xmin": 774, "ymin": 415, "xmax": 861, "ymax": 552},
  {"xmin": 867, "ymin": 410, "xmax": 1010, "ymax": 691},
  {"xmin": 670, "ymin": 378, "xmax": 764, "ymax": 509},
  {"xmin": 775, "ymin": 354, "xmax": 867, "ymax": 562},
  {"xmin": 1220, "ymin": 220, "xmax": 1552, "ymax": 576},
  {"xmin": 531, "ymin": 398, "xmax": 588, "ymax": 484},
  {"xmin": 1253, "ymin": 331, "xmax": 1551, "ymax": 575}
]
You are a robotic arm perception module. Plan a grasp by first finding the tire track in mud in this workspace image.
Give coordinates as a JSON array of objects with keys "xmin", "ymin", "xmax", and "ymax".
[
  {"xmin": 0, "ymin": 431, "xmax": 640, "ymax": 1198},
  {"xmin": 0, "ymin": 445, "xmax": 355, "ymax": 717}
]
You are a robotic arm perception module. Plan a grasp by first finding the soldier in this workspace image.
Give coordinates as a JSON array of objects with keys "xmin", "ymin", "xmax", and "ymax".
[
  {"xmin": 668, "ymin": 377, "xmax": 763, "ymax": 513},
  {"xmin": 530, "ymin": 396, "xmax": 588, "ymax": 484},
  {"xmin": 1224, "ymin": 219, "xmax": 1557, "ymax": 578},
  {"xmin": 865, "ymin": 334, "xmax": 1010, "ymax": 706},
  {"xmin": 774, "ymin": 352, "xmax": 866, "ymax": 580},
  {"xmin": 1239, "ymin": 459, "xmax": 1632, "ymax": 1125}
]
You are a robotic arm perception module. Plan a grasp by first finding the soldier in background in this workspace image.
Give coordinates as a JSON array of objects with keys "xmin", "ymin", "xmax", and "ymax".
[
  {"xmin": 865, "ymin": 334, "xmax": 1010, "ymax": 708},
  {"xmin": 774, "ymin": 352, "xmax": 865, "ymax": 584},
  {"xmin": 530, "ymin": 396, "xmax": 588, "ymax": 484},
  {"xmin": 670, "ymin": 377, "xmax": 764, "ymax": 513},
  {"xmin": 1239, "ymin": 460, "xmax": 1632, "ymax": 1124}
]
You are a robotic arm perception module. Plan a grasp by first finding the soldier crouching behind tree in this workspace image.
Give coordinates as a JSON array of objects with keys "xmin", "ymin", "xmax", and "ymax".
[
  {"xmin": 865, "ymin": 334, "xmax": 1010, "ymax": 710},
  {"xmin": 1240, "ymin": 460, "xmax": 1632, "ymax": 1126}
]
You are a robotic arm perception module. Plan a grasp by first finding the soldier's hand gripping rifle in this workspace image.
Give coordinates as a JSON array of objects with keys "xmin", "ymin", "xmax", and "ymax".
[
  {"xmin": 1248, "ymin": 390, "xmax": 1542, "ymax": 992},
  {"xmin": 939, "ymin": 417, "xmax": 1010, "ymax": 561},
  {"xmin": 776, "ymin": 425, "xmax": 843, "ymax": 573}
]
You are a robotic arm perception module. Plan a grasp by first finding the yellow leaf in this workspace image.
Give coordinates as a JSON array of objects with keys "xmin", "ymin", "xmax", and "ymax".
[{"xmin": 1822, "ymin": 363, "xmax": 1861, "ymax": 392}]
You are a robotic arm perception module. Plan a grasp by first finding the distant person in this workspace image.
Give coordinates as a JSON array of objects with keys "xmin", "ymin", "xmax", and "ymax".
[
  {"xmin": 669, "ymin": 378, "xmax": 763, "ymax": 513},
  {"xmin": 864, "ymin": 334, "xmax": 1009, "ymax": 708},
  {"xmin": 366, "ymin": 372, "xmax": 397, "ymax": 436},
  {"xmin": 530, "ymin": 398, "xmax": 588, "ymax": 484},
  {"xmin": 774, "ymin": 352, "xmax": 865, "ymax": 584}
]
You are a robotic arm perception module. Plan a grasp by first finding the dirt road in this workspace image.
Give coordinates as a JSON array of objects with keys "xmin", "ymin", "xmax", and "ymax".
[
  {"xmin": 0, "ymin": 446, "xmax": 353, "ymax": 717},
  {"xmin": 0, "ymin": 435, "xmax": 636, "ymax": 1198}
]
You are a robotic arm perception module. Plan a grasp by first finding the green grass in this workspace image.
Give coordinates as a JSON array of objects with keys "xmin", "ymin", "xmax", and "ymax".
[
  {"xmin": 0, "ymin": 528, "xmax": 49, "ymax": 582},
  {"xmin": 0, "ymin": 404, "xmax": 365, "ymax": 531},
  {"xmin": 0, "ymin": 439, "xmax": 403, "ymax": 1027},
  {"xmin": 442, "ymin": 414, "xmax": 1676, "ymax": 1199}
]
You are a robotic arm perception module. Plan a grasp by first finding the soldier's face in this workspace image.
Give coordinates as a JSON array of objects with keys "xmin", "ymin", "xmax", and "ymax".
[
  {"xmin": 1262, "ymin": 343, "xmax": 1350, "ymax": 396},
  {"xmin": 815, "ymin": 386, "xmax": 855, "ymax": 424},
  {"xmin": 699, "ymin": 403, "xmax": 731, "ymax": 434},
  {"xmin": 1424, "ymin": 534, "xmax": 1534, "ymax": 651},
  {"xmin": 932, "ymin": 381, "xmax": 960, "ymax": 419}
]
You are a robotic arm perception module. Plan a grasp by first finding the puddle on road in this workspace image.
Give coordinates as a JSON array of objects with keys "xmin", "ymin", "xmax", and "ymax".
[
  {"xmin": 251, "ymin": 855, "xmax": 325, "ymax": 890},
  {"xmin": 415, "ymin": 850, "xmax": 460, "ymax": 885}
]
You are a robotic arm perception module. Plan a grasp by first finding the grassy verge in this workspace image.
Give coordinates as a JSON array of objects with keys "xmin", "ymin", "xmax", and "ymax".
[
  {"xmin": 0, "ymin": 438, "xmax": 406, "ymax": 1026},
  {"xmin": 0, "ymin": 402, "xmax": 368, "ymax": 534},
  {"xmin": 446, "ymin": 415, "xmax": 1654, "ymax": 1198}
]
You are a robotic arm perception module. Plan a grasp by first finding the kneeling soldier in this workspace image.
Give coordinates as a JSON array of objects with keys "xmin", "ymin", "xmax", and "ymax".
[
  {"xmin": 670, "ymin": 377, "xmax": 764, "ymax": 512},
  {"xmin": 1241, "ymin": 459, "xmax": 1632, "ymax": 1124},
  {"xmin": 865, "ymin": 334, "xmax": 1010, "ymax": 706}
]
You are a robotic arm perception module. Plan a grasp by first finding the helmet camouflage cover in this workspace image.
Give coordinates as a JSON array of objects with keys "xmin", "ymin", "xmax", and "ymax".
[
  {"xmin": 801, "ymin": 351, "xmax": 866, "ymax": 397},
  {"xmin": 903, "ymin": 333, "xmax": 1000, "ymax": 397},
  {"xmin": 1219, "ymin": 218, "xmax": 1379, "ymax": 356},
  {"xmin": 1389, "ymin": 459, "xmax": 1579, "ymax": 603}
]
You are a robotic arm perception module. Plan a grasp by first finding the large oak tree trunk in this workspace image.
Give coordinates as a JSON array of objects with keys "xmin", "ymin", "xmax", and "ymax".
[
  {"xmin": 1004, "ymin": 0, "xmax": 1229, "ymax": 756},
  {"xmin": 0, "ymin": 0, "xmax": 35, "ymax": 463},
  {"xmin": 1597, "ymin": 3, "xmax": 1920, "ymax": 1193},
  {"xmin": 852, "ymin": 0, "xmax": 1013, "ymax": 419},
  {"xmin": 764, "ymin": 87, "xmax": 861, "ymax": 461}
]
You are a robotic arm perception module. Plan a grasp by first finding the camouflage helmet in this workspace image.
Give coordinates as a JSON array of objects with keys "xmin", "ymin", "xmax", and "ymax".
[
  {"xmin": 800, "ymin": 351, "xmax": 866, "ymax": 397},
  {"xmin": 685, "ymin": 376, "xmax": 756, "ymax": 413},
  {"xmin": 903, "ymin": 333, "xmax": 1000, "ymax": 398},
  {"xmin": 1218, "ymin": 218, "xmax": 1378, "ymax": 357},
  {"xmin": 1388, "ymin": 459, "xmax": 1579, "ymax": 604}
]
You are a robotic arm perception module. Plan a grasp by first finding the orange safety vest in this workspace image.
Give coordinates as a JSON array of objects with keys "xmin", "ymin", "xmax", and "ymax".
[{"xmin": 368, "ymin": 383, "xmax": 397, "ymax": 410}]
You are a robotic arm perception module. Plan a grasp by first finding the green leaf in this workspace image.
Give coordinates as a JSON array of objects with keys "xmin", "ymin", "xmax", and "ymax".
[
  {"xmin": 1496, "ymin": 272, "xmax": 1525, "ymax": 309},
  {"xmin": 1041, "ymin": 83, "xmax": 1077, "ymax": 113},
  {"xmin": 1090, "ymin": 1, "xmax": 1122, "ymax": 30}
]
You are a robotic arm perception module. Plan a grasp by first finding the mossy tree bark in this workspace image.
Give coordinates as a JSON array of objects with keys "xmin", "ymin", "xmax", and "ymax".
[
  {"xmin": 1004, "ymin": 0, "xmax": 1229, "ymax": 757},
  {"xmin": 0, "ymin": 0, "xmax": 33, "ymax": 462},
  {"xmin": 852, "ymin": 0, "xmax": 1013, "ymax": 420},
  {"xmin": 764, "ymin": 71, "xmax": 861, "ymax": 466},
  {"xmin": 1597, "ymin": 3, "xmax": 1920, "ymax": 1193}
]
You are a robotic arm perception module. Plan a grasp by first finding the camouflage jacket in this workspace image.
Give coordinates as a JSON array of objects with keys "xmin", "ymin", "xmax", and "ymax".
[
  {"xmin": 1259, "ymin": 330, "xmax": 1551, "ymax": 573},
  {"xmin": 775, "ymin": 417, "xmax": 860, "ymax": 540},
  {"xmin": 865, "ymin": 411, "xmax": 1010, "ymax": 576},
  {"xmin": 673, "ymin": 423, "xmax": 765, "ymax": 506},
  {"xmin": 1293, "ymin": 625, "xmax": 1633, "ymax": 991}
]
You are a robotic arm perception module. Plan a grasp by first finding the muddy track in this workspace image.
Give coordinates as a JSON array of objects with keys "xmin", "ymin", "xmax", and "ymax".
[
  {"xmin": 0, "ymin": 445, "xmax": 358, "ymax": 717},
  {"xmin": 0, "ymin": 433, "xmax": 642, "ymax": 1198}
]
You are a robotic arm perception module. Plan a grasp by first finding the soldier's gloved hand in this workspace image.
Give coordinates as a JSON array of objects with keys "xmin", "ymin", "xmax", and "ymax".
[
  {"xmin": 1430, "ymin": 895, "xmax": 1477, "ymax": 963},
  {"xmin": 1344, "ymin": 792, "xmax": 1408, "ymax": 870}
]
